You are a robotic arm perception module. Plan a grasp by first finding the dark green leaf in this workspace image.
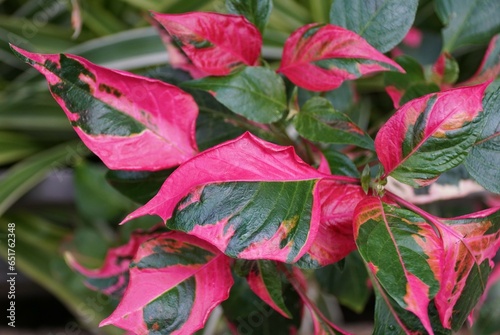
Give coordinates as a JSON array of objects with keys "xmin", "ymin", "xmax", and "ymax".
[
  {"xmin": 322, "ymin": 147, "xmax": 360, "ymax": 177},
  {"xmin": 329, "ymin": 0, "xmax": 418, "ymax": 53},
  {"xmin": 222, "ymin": 273, "xmax": 302, "ymax": 335},
  {"xmin": 465, "ymin": 81, "xmax": 500, "ymax": 194},
  {"xmin": 435, "ymin": 0, "xmax": 500, "ymax": 52},
  {"xmin": 316, "ymin": 251, "xmax": 370, "ymax": 313},
  {"xmin": 294, "ymin": 97, "xmax": 374, "ymax": 150},
  {"xmin": 106, "ymin": 169, "xmax": 174, "ymax": 205},
  {"xmin": 182, "ymin": 67, "xmax": 287, "ymax": 124},
  {"xmin": 226, "ymin": 0, "xmax": 273, "ymax": 33}
]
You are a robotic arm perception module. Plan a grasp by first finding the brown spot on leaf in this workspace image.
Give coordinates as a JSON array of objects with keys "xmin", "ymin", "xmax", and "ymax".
[{"xmin": 98, "ymin": 83, "xmax": 122, "ymax": 97}]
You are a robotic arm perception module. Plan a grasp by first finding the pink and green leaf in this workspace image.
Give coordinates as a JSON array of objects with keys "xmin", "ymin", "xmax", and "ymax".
[
  {"xmin": 152, "ymin": 11, "xmax": 262, "ymax": 76},
  {"xmin": 431, "ymin": 53, "xmax": 459, "ymax": 88},
  {"xmin": 246, "ymin": 260, "xmax": 292, "ymax": 318},
  {"xmin": 100, "ymin": 231, "xmax": 233, "ymax": 335},
  {"xmin": 66, "ymin": 230, "xmax": 155, "ymax": 298},
  {"xmin": 123, "ymin": 132, "xmax": 349, "ymax": 263},
  {"xmin": 375, "ymin": 83, "xmax": 489, "ymax": 187},
  {"xmin": 460, "ymin": 34, "xmax": 500, "ymax": 86},
  {"xmin": 354, "ymin": 197, "xmax": 442, "ymax": 334},
  {"xmin": 278, "ymin": 23, "xmax": 404, "ymax": 92},
  {"xmin": 432, "ymin": 207, "xmax": 500, "ymax": 331},
  {"xmin": 296, "ymin": 180, "xmax": 365, "ymax": 269},
  {"xmin": 11, "ymin": 46, "xmax": 199, "ymax": 171}
]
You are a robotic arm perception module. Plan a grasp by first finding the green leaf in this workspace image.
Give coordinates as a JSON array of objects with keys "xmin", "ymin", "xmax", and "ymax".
[
  {"xmin": 316, "ymin": 251, "xmax": 370, "ymax": 313},
  {"xmin": 221, "ymin": 273, "xmax": 302, "ymax": 335},
  {"xmin": 465, "ymin": 81, "xmax": 500, "ymax": 194},
  {"xmin": 0, "ymin": 141, "xmax": 89, "ymax": 217},
  {"xmin": 473, "ymin": 270, "xmax": 500, "ymax": 335},
  {"xmin": 74, "ymin": 161, "xmax": 135, "ymax": 221},
  {"xmin": 322, "ymin": 147, "xmax": 360, "ymax": 177},
  {"xmin": 182, "ymin": 67, "xmax": 286, "ymax": 124},
  {"xmin": 294, "ymin": 97, "xmax": 374, "ymax": 150},
  {"xmin": 105, "ymin": 169, "xmax": 174, "ymax": 205},
  {"xmin": 329, "ymin": 0, "xmax": 418, "ymax": 53},
  {"xmin": 435, "ymin": 0, "xmax": 500, "ymax": 52},
  {"xmin": 226, "ymin": 0, "xmax": 273, "ymax": 33},
  {"xmin": 0, "ymin": 131, "xmax": 42, "ymax": 165}
]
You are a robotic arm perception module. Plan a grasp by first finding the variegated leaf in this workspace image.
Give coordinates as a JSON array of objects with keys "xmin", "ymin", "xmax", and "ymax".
[
  {"xmin": 432, "ymin": 207, "xmax": 500, "ymax": 330},
  {"xmin": 278, "ymin": 23, "xmax": 404, "ymax": 92},
  {"xmin": 100, "ymin": 231, "xmax": 233, "ymax": 335},
  {"xmin": 460, "ymin": 34, "xmax": 500, "ymax": 86},
  {"xmin": 375, "ymin": 83, "xmax": 489, "ymax": 187},
  {"xmin": 152, "ymin": 11, "xmax": 262, "ymax": 76},
  {"xmin": 66, "ymin": 231, "xmax": 155, "ymax": 298},
  {"xmin": 11, "ymin": 46, "xmax": 198, "ymax": 171},
  {"xmin": 123, "ymin": 132, "xmax": 358, "ymax": 263},
  {"xmin": 296, "ymin": 180, "xmax": 365, "ymax": 269},
  {"xmin": 354, "ymin": 197, "xmax": 442, "ymax": 334}
]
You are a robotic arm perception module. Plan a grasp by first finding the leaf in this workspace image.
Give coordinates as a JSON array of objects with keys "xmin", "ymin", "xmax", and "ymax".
[
  {"xmin": 432, "ymin": 207, "xmax": 500, "ymax": 330},
  {"xmin": 221, "ymin": 273, "xmax": 302, "ymax": 335},
  {"xmin": 66, "ymin": 230, "xmax": 155, "ymax": 299},
  {"xmin": 329, "ymin": 0, "xmax": 418, "ymax": 53},
  {"xmin": 294, "ymin": 97, "xmax": 374, "ymax": 150},
  {"xmin": 0, "ymin": 141, "xmax": 88, "ymax": 217},
  {"xmin": 315, "ymin": 251, "xmax": 370, "ymax": 313},
  {"xmin": 226, "ymin": 0, "xmax": 273, "ymax": 34},
  {"xmin": 11, "ymin": 46, "xmax": 199, "ymax": 171},
  {"xmin": 472, "ymin": 265, "xmax": 500, "ymax": 335},
  {"xmin": 152, "ymin": 11, "xmax": 262, "ymax": 76},
  {"xmin": 106, "ymin": 169, "xmax": 175, "ymax": 205},
  {"xmin": 384, "ymin": 55, "xmax": 439, "ymax": 108},
  {"xmin": 246, "ymin": 260, "xmax": 292, "ymax": 318},
  {"xmin": 123, "ymin": 132, "xmax": 356, "ymax": 263},
  {"xmin": 183, "ymin": 66, "xmax": 286, "ymax": 123},
  {"xmin": 435, "ymin": 0, "xmax": 500, "ymax": 52},
  {"xmin": 460, "ymin": 34, "xmax": 500, "ymax": 86},
  {"xmin": 431, "ymin": 53, "xmax": 459, "ymax": 88},
  {"xmin": 295, "ymin": 180, "xmax": 365, "ymax": 269},
  {"xmin": 100, "ymin": 231, "xmax": 233, "ymax": 335},
  {"xmin": 278, "ymin": 23, "xmax": 404, "ymax": 91},
  {"xmin": 354, "ymin": 197, "xmax": 443, "ymax": 334},
  {"xmin": 322, "ymin": 147, "xmax": 360, "ymax": 178},
  {"xmin": 464, "ymin": 81, "xmax": 500, "ymax": 194},
  {"xmin": 375, "ymin": 83, "xmax": 489, "ymax": 187}
]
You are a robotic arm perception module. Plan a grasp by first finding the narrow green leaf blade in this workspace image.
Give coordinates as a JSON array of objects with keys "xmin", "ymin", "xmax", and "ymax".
[
  {"xmin": 182, "ymin": 67, "xmax": 286, "ymax": 123},
  {"xmin": 329, "ymin": 0, "xmax": 418, "ymax": 53},
  {"xmin": 294, "ymin": 97, "xmax": 374, "ymax": 150}
]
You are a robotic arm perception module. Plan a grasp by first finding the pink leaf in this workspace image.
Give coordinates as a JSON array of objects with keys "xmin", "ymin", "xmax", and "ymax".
[
  {"xmin": 66, "ymin": 230, "xmax": 155, "ymax": 297},
  {"xmin": 278, "ymin": 23, "xmax": 404, "ymax": 91},
  {"xmin": 375, "ymin": 83, "xmax": 489, "ymax": 187},
  {"xmin": 296, "ymin": 181, "xmax": 365, "ymax": 268},
  {"xmin": 100, "ymin": 231, "xmax": 233, "ymax": 335},
  {"xmin": 11, "ymin": 45, "xmax": 199, "ymax": 171},
  {"xmin": 152, "ymin": 11, "xmax": 262, "ymax": 76},
  {"xmin": 123, "ymin": 132, "xmax": 358, "ymax": 263},
  {"xmin": 432, "ymin": 207, "xmax": 500, "ymax": 329}
]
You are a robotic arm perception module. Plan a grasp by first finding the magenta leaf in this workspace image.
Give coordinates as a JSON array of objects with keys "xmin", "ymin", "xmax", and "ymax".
[
  {"xmin": 432, "ymin": 207, "xmax": 500, "ymax": 330},
  {"xmin": 246, "ymin": 260, "xmax": 292, "ymax": 318},
  {"xmin": 11, "ymin": 46, "xmax": 198, "ymax": 171},
  {"xmin": 354, "ymin": 197, "xmax": 443, "ymax": 334},
  {"xmin": 123, "ymin": 132, "xmax": 357, "ymax": 263},
  {"xmin": 100, "ymin": 231, "xmax": 233, "ymax": 335},
  {"xmin": 296, "ymin": 180, "xmax": 365, "ymax": 269},
  {"xmin": 66, "ymin": 230, "xmax": 155, "ymax": 298},
  {"xmin": 375, "ymin": 83, "xmax": 489, "ymax": 187},
  {"xmin": 278, "ymin": 23, "xmax": 404, "ymax": 92},
  {"xmin": 152, "ymin": 11, "xmax": 262, "ymax": 76}
]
